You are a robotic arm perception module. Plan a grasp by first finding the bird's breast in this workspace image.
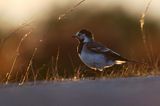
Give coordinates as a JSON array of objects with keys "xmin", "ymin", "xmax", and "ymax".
[{"xmin": 79, "ymin": 51, "xmax": 112, "ymax": 68}]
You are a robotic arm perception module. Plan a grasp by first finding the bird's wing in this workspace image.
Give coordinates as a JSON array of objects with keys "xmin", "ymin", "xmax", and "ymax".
[
  {"xmin": 86, "ymin": 42, "xmax": 110, "ymax": 52},
  {"xmin": 86, "ymin": 42, "xmax": 128, "ymax": 61}
]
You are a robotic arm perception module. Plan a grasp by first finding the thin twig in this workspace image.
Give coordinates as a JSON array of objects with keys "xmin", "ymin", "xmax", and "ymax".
[
  {"xmin": 19, "ymin": 48, "xmax": 37, "ymax": 85},
  {"xmin": 5, "ymin": 31, "xmax": 31, "ymax": 84},
  {"xmin": 58, "ymin": 0, "xmax": 87, "ymax": 20}
]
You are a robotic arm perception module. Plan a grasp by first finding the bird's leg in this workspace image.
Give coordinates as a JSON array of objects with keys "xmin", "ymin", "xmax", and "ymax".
[
  {"xmin": 100, "ymin": 69, "xmax": 105, "ymax": 77},
  {"xmin": 93, "ymin": 69, "xmax": 104, "ymax": 77}
]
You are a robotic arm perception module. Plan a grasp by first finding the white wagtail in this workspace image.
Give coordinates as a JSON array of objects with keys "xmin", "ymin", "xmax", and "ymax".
[{"xmin": 73, "ymin": 29, "xmax": 140, "ymax": 71}]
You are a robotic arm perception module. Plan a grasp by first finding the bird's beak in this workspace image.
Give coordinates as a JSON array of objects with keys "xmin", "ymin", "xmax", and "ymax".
[{"xmin": 72, "ymin": 32, "xmax": 80, "ymax": 39}]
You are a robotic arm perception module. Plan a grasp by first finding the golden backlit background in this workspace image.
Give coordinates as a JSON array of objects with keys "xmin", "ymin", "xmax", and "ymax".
[{"xmin": 0, "ymin": 0, "xmax": 160, "ymax": 81}]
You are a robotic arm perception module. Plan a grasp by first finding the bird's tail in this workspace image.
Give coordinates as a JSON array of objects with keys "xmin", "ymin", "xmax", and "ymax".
[
  {"xmin": 119, "ymin": 56, "xmax": 146, "ymax": 65},
  {"xmin": 115, "ymin": 56, "xmax": 146, "ymax": 65},
  {"xmin": 126, "ymin": 59, "xmax": 146, "ymax": 65}
]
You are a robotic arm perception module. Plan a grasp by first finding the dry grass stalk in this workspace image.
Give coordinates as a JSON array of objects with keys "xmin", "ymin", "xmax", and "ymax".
[
  {"xmin": 53, "ymin": 47, "xmax": 60, "ymax": 79},
  {"xmin": 33, "ymin": 68, "xmax": 39, "ymax": 85},
  {"xmin": 19, "ymin": 48, "xmax": 37, "ymax": 85},
  {"xmin": 50, "ymin": 56, "xmax": 54, "ymax": 80},
  {"xmin": 58, "ymin": 0, "xmax": 87, "ymax": 20},
  {"xmin": 73, "ymin": 66, "xmax": 81, "ymax": 80},
  {"xmin": 5, "ymin": 31, "xmax": 31, "ymax": 85},
  {"xmin": 45, "ymin": 68, "xmax": 50, "ymax": 81},
  {"xmin": 140, "ymin": 0, "xmax": 152, "ymax": 63}
]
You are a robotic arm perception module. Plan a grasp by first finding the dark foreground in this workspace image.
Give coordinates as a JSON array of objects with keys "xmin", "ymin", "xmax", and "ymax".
[{"xmin": 0, "ymin": 77, "xmax": 160, "ymax": 106}]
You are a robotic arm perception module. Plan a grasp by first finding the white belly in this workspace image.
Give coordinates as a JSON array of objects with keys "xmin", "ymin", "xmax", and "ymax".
[{"xmin": 79, "ymin": 51, "xmax": 113, "ymax": 70}]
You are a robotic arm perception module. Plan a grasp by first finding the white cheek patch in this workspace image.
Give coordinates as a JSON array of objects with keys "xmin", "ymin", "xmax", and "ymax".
[{"xmin": 81, "ymin": 34, "xmax": 90, "ymax": 42}]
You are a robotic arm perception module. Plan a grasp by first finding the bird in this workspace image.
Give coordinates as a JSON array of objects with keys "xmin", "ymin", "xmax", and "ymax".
[{"xmin": 72, "ymin": 29, "xmax": 140, "ymax": 71}]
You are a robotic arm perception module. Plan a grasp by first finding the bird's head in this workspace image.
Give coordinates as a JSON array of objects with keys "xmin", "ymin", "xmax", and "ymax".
[{"xmin": 73, "ymin": 29, "xmax": 94, "ymax": 43}]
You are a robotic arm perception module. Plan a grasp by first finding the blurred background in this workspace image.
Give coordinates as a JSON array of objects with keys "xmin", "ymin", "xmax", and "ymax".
[{"xmin": 0, "ymin": 0, "xmax": 160, "ymax": 81}]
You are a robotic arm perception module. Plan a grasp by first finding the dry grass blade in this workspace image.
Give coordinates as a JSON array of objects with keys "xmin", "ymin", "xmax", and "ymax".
[
  {"xmin": 140, "ymin": 0, "xmax": 152, "ymax": 44},
  {"xmin": 19, "ymin": 48, "xmax": 38, "ymax": 85},
  {"xmin": 140, "ymin": 0, "xmax": 152, "ymax": 63},
  {"xmin": 53, "ymin": 47, "xmax": 60, "ymax": 79},
  {"xmin": 5, "ymin": 31, "xmax": 31, "ymax": 85},
  {"xmin": 58, "ymin": 0, "xmax": 87, "ymax": 20}
]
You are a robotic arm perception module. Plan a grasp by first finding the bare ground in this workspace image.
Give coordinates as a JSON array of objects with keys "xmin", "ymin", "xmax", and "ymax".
[{"xmin": 0, "ymin": 76, "xmax": 160, "ymax": 106}]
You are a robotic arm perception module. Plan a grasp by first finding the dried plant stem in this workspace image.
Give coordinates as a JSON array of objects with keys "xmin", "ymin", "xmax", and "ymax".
[
  {"xmin": 58, "ymin": 0, "xmax": 87, "ymax": 20},
  {"xmin": 33, "ymin": 69, "xmax": 39, "ymax": 85},
  {"xmin": 19, "ymin": 48, "xmax": 37, "ymax": 85},
  {"xmin": 50, "ymin": 56, "xmax": 54, "ymax": 80},
  {"xmin": 140, "ymin": 0, "xmax": 152, "ymax": 63},
  {"xmin": 53, "ymin": 47, "xmax": 60, "ymax": 79},
  {"xmin": 74, "ymin": 66, "xmax": 81, "ymax": 80},
  {"xmin": 5, "ymin": 32, "xmax": 31, "ymax": 85},
  {"xmin": 45, "ymin": 68, "xmax": 50, "ymax": 81}
]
